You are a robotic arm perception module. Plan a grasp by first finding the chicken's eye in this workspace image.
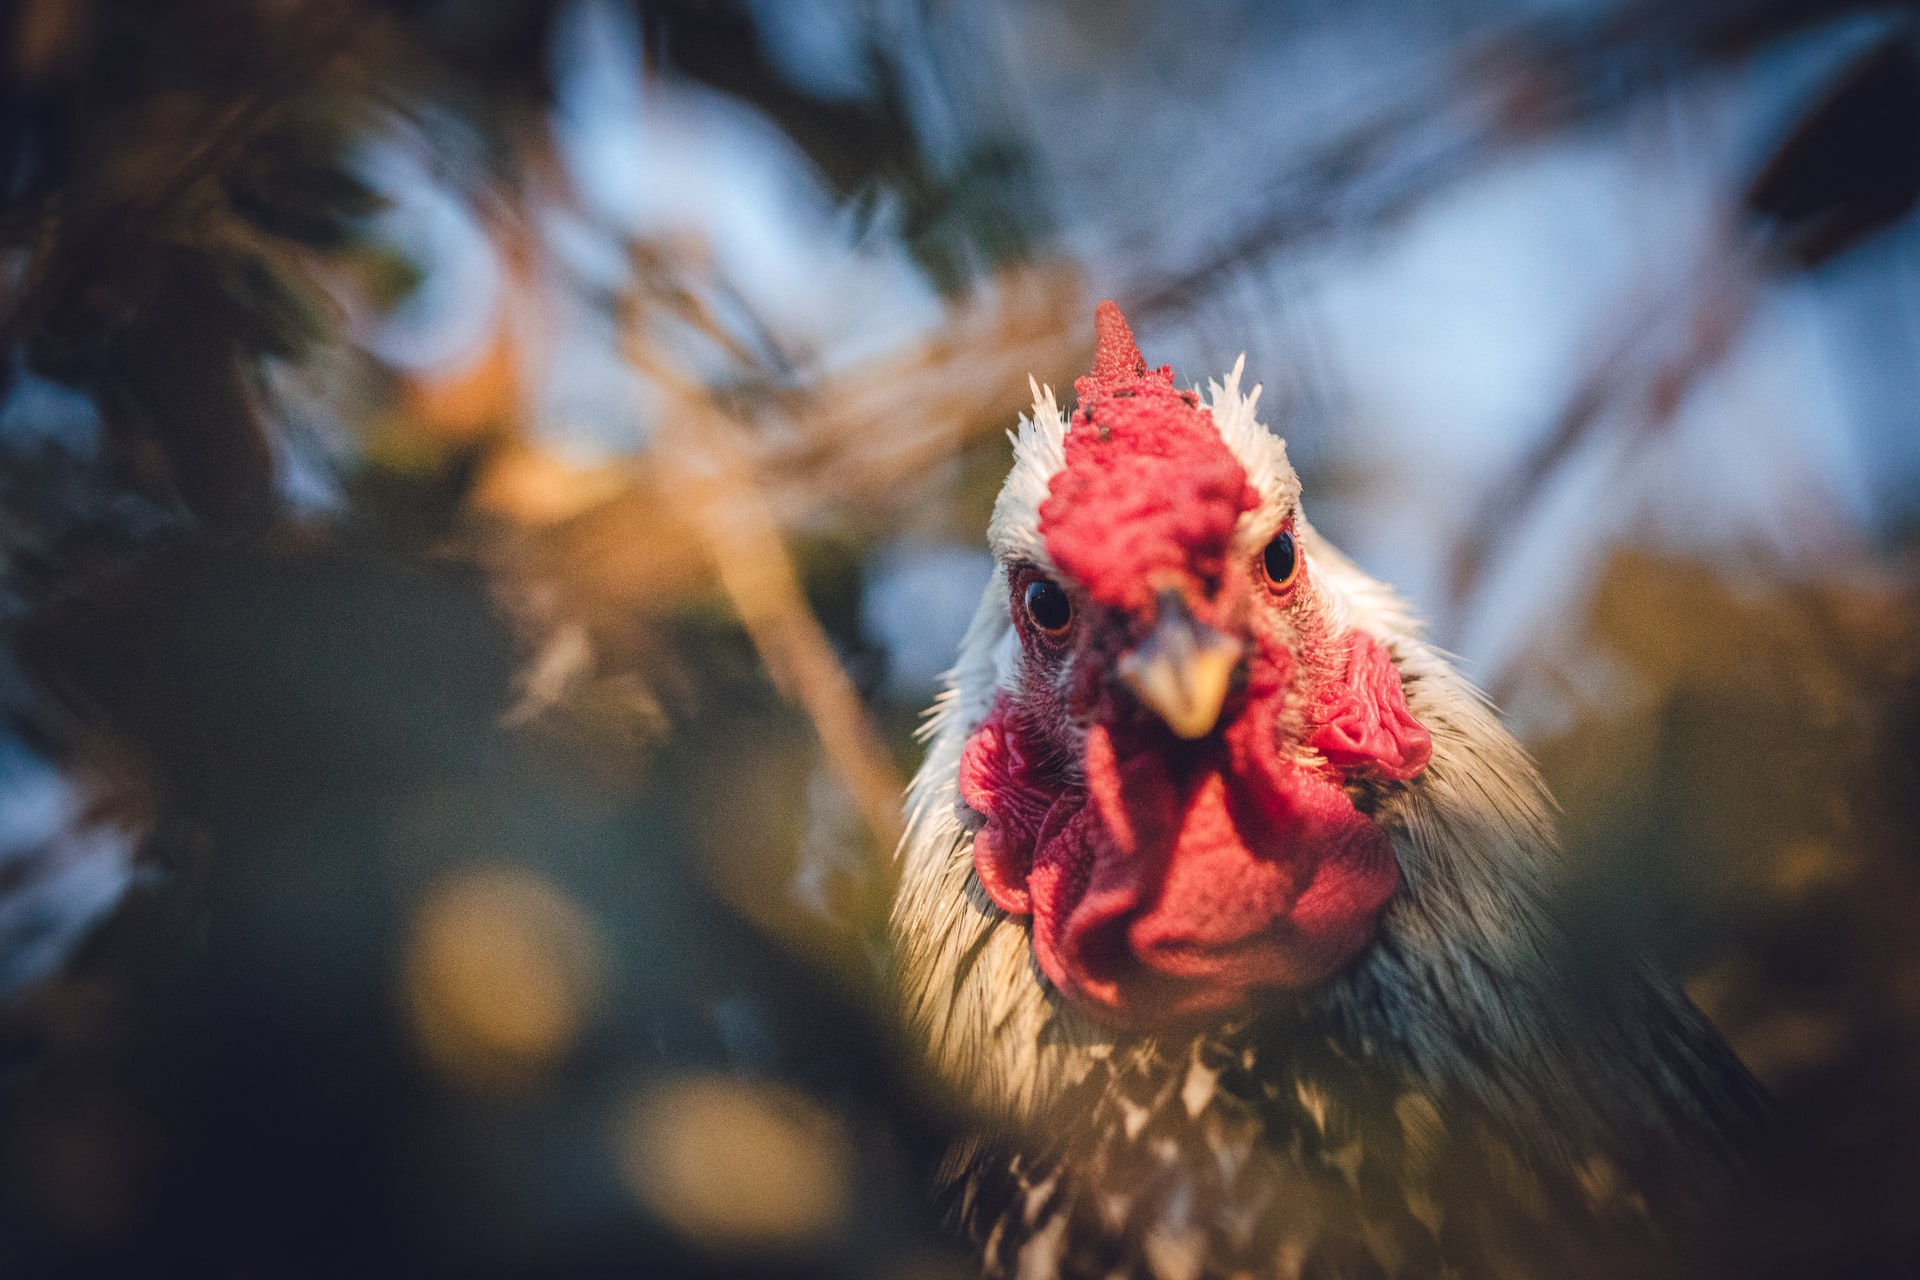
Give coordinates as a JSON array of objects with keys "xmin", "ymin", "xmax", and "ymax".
[
  {"xmin": 1023, "ymin": 579, "xmax": 1073, "ymax": 635},
  {"xmin": 1262, "ymin": 529, "xmax": 1299, "ymax": 590}
]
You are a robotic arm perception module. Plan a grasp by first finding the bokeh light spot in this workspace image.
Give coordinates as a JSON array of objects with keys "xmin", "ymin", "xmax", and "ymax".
[
  {"xmin": 404, "ymin": 867, "xmax": 608, "ymax": 1087},
  {"xmin": 614, "ymin": 1076, "xmax": 853, "ymax": 1252}
]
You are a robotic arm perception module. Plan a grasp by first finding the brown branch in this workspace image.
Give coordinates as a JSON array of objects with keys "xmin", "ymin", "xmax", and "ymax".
[
  {"xmin": 499, "ymin": 261, "xmax": 1086, "ymax": 616},
  {"xmin": 625, "ymin": 330, "xmax": 909, "ymax": 853}
]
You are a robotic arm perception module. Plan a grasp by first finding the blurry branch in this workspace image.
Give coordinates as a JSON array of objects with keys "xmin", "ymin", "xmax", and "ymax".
[
  {"xmin": 627, "ymin": 330, "xmax": 907, "ymax": 851},
  {"xmin": 747, "ymin": 267, "xmax": 1086, "ymax": 522},
  {"xmin": 1534, "ymin": 549, "xmax": 1920, "ymax": 1097},
  {"xmin": 1450, "ymin": 26, "xmax": 1920, "ymax": 610},
  {"xmin": 1447, "ymin": 246, "xmax": 1757, "ymax": 610},
  {"xmin": 1743, "ymin": 31, "xmax": 1920, "ymax": 270},
  {"xmin": 1122, "ymin": 23, "xmax": 1612, "ymax": 321},
  {"xmin": 12, "ymin": 0, "xmax": 365, "ymax": 338},
  {"xmin": 596, "ymin": 252, "xmax": 1086, "ymax": 850},
  {"xmin": 1127, "ymin": 2, "xmax": 1919, "ymax": 324},
  {"xmin": 1127, "ymin": 74, "xmax": 1504, "ymax": 322},
  {"xmin": 98, "ymin": 6, "xmax": 361, "ymax": 261},
  {"xmin": 490, "ymin": 260, "xmax": 1084, "ymax": 623},
  {"xmin": 1, "ymin": 0, "xmax": 388, "ymax": 542}
]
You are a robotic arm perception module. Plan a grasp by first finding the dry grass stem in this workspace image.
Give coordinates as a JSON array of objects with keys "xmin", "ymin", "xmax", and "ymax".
[{"xmin": 627, "ymin": 331, "xmax": 908, "ymax": 851}]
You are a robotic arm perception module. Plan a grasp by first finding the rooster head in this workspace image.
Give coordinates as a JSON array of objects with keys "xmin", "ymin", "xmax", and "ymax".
[{"xmin": 955, "ymin": 301, "xmax": 1432, "ymax": 1026}]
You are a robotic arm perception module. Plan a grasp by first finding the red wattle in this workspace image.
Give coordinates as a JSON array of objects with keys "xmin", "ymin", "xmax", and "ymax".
[
  {"xmin": 959, "ymin": 659, "xmax": 1411, "ymax": 1025},
  {"xmin": 959, "ymin": 701, "xmax": 1041, "ymax": 914}
]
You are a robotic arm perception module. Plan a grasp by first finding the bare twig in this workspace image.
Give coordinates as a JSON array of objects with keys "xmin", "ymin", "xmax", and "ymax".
[
  {"xmin": 498, "ymin": 261, "xmax": 1086, "ymax": 612},
  {"xmin": 593, "ymin": 256, "xmax": 1086, "ymax": 850},
  {"xmin": 630, "ymin": 342, "xmax": 908, "ymax": 850},
  {"xmin": 1447, "ymin": 243, "xmax": 1757, "ymax": 611}
]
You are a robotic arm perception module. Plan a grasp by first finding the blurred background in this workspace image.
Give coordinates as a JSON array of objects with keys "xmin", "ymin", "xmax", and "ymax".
[{"xmin": 0, "ymin": 0, "xmax": 1915, "ymax": 1274}]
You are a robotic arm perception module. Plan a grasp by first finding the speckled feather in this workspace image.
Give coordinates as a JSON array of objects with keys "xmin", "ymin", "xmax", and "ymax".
[{"xmin": 892, "ymin": 342, "xmax": 1772, "ymax": 1278}]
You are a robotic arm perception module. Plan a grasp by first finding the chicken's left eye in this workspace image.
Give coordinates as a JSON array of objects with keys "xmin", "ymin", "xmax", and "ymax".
[{"xmin": 1023, "ymin": 580, "xmax": 1073, "ymax": 635}]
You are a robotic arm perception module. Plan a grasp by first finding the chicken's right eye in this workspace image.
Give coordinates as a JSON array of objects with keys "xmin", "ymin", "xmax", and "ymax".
[{"xmin": 1023, "ymin": 580, "xmax": 1073, "ymax": 636}]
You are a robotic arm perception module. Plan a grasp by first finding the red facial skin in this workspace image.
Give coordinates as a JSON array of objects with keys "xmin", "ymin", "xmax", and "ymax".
[{"xmin": 958, "ymin": 302, "xmax": 1433, "ymax": 1027}]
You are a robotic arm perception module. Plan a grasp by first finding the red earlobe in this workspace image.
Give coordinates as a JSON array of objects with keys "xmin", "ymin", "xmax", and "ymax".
[
  {"xmin": 1310, "ymin": 632, "xmax": 1433, "ymax": 782},
  {"xmin": 960, "ymin": 697, "xmax": 1036, "ymax": 915}
]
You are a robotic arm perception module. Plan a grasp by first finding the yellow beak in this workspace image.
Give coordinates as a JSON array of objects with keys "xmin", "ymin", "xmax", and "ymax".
[{"xmin": 1115, "ymin": 591, "xmax": 1242, "ymax": 740}]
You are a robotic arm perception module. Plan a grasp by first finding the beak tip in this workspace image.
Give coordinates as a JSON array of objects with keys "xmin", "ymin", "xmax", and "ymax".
[{"xmin": 1165, "ymin": 711, "xmax": 1221, "ymax": 741}]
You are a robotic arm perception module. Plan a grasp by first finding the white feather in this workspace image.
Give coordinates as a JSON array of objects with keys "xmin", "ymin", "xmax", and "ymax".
[{"xmin": 987, "ymin": 378, "xmax": 1070, "ymax": 571}]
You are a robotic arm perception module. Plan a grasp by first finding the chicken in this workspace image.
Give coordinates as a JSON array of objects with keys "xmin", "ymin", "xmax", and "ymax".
[{"xmin": 891, "ymin": 302, "xmax": 1771, "ymax": 1279}]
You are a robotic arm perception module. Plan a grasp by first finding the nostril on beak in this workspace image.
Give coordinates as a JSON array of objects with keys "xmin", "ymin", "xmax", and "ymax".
[{"xmin": 1115, "ymin": 590, "xmax": 1242, "ymax": 739}]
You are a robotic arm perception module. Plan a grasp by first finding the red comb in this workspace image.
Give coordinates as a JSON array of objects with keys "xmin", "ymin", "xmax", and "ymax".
[
  {"xmin": 1044, "ymin": 301, "xmax": 1258, "ymax": 615},
  {"xmin": 1083, "ymin": 299, "xmax": 1148, "ymax": 393}
]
